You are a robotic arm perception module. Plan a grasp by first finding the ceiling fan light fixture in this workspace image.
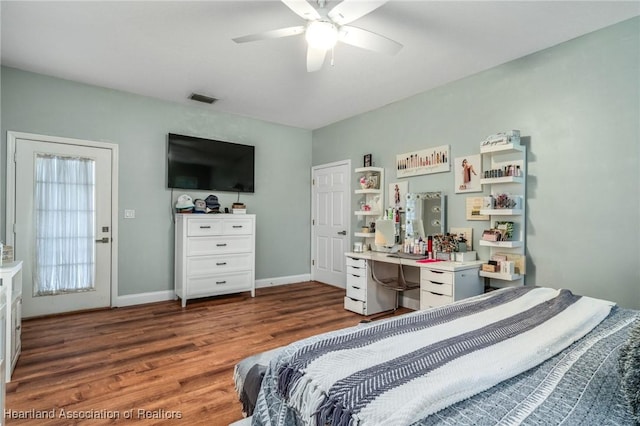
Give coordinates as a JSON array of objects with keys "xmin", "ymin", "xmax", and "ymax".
[{"xmin": 305, "ymin": 21, "xmax": 338, "ymax": 50}]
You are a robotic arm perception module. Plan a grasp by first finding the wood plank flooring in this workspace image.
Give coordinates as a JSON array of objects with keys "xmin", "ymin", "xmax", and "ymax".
[{"xmin": 6, "ymin": 282, "xmax": 410, "ymax": 425}]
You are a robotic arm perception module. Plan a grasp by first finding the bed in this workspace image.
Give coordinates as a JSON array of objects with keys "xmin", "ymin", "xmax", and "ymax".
[{"xmin": 234, "ymin": 287, "xmax": 640, "ymax": 426}]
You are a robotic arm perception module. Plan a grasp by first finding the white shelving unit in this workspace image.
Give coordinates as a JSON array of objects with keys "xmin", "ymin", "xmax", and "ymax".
[
  {"xmin": 478, "ymin": 141, "xmax": 527, "ymax": 287},
  {"xmin": 353, "ymin": 167, "xmax": 384, "ymax": 250}
]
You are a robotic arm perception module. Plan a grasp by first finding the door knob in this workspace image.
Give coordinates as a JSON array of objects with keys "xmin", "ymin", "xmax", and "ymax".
[
  {"xmin": 95, "ymin": 237, "xmax": 110, "ymax": 243},
  {"xmin": 337, "ymin": 230, "xmax": 347, "ymax": 235}
]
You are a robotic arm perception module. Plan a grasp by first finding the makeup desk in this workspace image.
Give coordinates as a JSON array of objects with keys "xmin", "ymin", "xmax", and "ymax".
[{"xmin": 345, "ymin": 252, "xmax": 483, "ymax": 313}]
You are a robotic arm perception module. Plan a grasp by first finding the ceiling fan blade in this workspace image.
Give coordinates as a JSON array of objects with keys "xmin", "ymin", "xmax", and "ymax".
[
  {"xmin": 232, "ymin": 26, "xmax": 306, "ymax": 43},
  {"xmin": 281, "ymin": 0, "xmax": 321, "ymax": 21},
  {"xmin": 328, "ymin": 0, "xmax": 388, "ymax": 26},
  {"xmin": 339, "ymin": 25, "xmax": 402, "ymax": 55},
  {"xmin": 306, "ymin": 46, "xmax": 327, "ymax": 72}
]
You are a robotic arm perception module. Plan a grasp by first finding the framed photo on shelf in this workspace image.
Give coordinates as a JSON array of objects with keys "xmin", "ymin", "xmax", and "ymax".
[
  {"xmin": 363, "ymin": 153, "xmax": 372, "ymax": 167},
  {"xmin": 388, "ymin": 181, "xmax": 408, "ymax": 210},
  {"xmin": 466, "ymin": 196, "xmax": 489, "ymax": 221},
  {"xmin": 454, "ymin": 154, "xmax": 482, "ymax": 193},
  {"xmin": 396, "ymin": 145, "xmax": 450, "ymax": 178}
]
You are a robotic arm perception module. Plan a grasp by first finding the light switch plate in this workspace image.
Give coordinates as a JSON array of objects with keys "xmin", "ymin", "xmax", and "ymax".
[{"xmin": 124, "ymin": 209, "xmax": 135, "ymax": 219}]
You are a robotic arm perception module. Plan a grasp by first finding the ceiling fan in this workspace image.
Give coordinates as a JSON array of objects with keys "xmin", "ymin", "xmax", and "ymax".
[{"xmin": 232, "ymin": 0, "xmax": 402, "ymax": 72}]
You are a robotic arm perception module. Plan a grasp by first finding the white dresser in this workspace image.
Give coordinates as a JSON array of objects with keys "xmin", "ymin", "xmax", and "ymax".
[
  {"xmin": 420, "ymin": 262, "xmax": 483, "ymax": 309},
  {"xmin": 344, "ymin": 256, "xmax": 396, "ymax": 315},
  {"xmin": 175, "ymin": 214, "xmax": 255, "ymax": 307}
]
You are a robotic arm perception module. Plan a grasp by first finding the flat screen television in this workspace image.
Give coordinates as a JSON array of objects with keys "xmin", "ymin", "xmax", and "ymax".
[{"xmin": 167, "ymin": 133, "xmax": 255, "ymax": 193}]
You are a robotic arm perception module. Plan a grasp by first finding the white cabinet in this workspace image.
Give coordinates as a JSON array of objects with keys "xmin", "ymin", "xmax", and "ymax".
[
  {"xmin": 353, "ymin": 167, "xmax": 385, "ymax": 245},
  {"xmin": 175, "ymin": 214, "xmax": 255, "ymax": 307},
  {"xmin": 479, "ymin": 140, "xmax": 527, "ymax": 286},
  {"xmin": 420, "ymin": 262, "xmax": 483, "ymax": 309},
  {"xmin": 344, "ymin": 256, "xmax": 395, "ymax": 315},
  {"xmin": 0, "ymin": 284, "xmax": 6, "ymax": 419},
  {"xmin": 0, "ymin": 261, "xmax": 22, "ymax": 382}
]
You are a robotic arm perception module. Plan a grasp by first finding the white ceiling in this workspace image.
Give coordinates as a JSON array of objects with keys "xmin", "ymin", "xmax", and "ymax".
[{"xmin": 2, "ymin": 1, "xmax": 639, "ymax": 130}]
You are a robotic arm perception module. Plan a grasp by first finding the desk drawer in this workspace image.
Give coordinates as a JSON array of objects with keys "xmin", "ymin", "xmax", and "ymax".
[
  {"xmin": 421, "ymin": 281, "xmax": 453, "ymax": 297},
  {"xmin": 346, "ymin": 265, "xmax": 366, "ymax": 277},
  {"xmin": 347, "ymin": 271, "xmax": 366, "ymax": 288},
  {"xmin": 420, "ymin": 291, "xmax": 453, "ymax": 310},
  {"xmin": 421, "ymin": 268, "xmax": 453, "ymax": 285},
  {"xmin": 346, "ymin": 257, "xmax": 366, "ymax": 268},
  {"xmin": 346, "ymin": 282, "xmax": 366, "ymax": 301},
  {"xmin": 344, "ymin": 297, "xmax": 366, "ymax": 315}
]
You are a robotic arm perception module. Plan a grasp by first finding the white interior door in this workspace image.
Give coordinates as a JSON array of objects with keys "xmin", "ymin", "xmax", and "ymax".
[
  {"xmin": 311, "ymin": 161, "xmax": 350, "ymax": 288},
  {"xmin": 13, "ymin": 138, "xmax": 113, "ymax": 317}
]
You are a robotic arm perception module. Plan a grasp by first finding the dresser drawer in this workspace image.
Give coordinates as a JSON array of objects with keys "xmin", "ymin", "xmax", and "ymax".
[
  {"xmin": 223, "ymin": 218, "xmax": 253, "ymax": 235},
  {"xmin": 421, "ymin": 268, "xmax": 453, "ymax": 285},
  {"xmin": 421, "ymin": 281, "xmax": 453, "ymax": 297},
  {"xmin": 346, "ymin": 257, "xmax": 366, "ymax": 268},
  {"xmin": 187, "ymin": 218, "xmax": 223, "ymax": 236},
  {"xmin": 344, "ymin": 297, "xmax": 366, "ymax": 315},
  {"xmin": 186, "ymin": 271, "xmax": 252, "ymax": 296},
  {"xmin": 420, "ymin": 291, "xmax": 453, "ymax": 310},
  {"xmin": 187, "ymin": 253, "xmax": 252, "ymax": 276},
  {"xmin": 187, "ymin": 235, "xmax": 252, "ymax": 256}
]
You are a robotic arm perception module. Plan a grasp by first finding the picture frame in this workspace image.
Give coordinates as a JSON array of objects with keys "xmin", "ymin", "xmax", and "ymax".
[
  {"xmin": 363, "ymin": 153, "xmax": 372, "ymax": 167},
  {"xmin": 466, "ymin": 196, "xmax": 489, "ymax": 221},
  {"xmin": 454, "ymin": 154, "xmax": 482, "ymax": 193},
  {"xmin": 396, "ymin": 145, "xmax": 450, "ymax": 178},
  {"xmin": 388, "ymin": 181, "xmax": 408, "ymax": 210}
]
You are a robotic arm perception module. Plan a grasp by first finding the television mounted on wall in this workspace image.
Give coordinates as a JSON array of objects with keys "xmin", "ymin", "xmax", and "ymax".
[{"xmin": 167, "ymin": 133, "xmax": 255, "ymax": 193}]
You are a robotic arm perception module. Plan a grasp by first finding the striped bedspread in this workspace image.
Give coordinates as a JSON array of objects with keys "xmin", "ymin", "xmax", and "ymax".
[{"xmin": 266, "ymin": 287, "xmax": 615, "ymax": 426}]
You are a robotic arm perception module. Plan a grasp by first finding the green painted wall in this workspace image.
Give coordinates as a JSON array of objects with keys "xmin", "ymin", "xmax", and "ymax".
[
  {"xmin": 1, "ymin": 68, "xmax": 312, "ymax": 295},
  {"xmin": 313, "ymin": 17, "xmax": 640, "ymax": 308}
]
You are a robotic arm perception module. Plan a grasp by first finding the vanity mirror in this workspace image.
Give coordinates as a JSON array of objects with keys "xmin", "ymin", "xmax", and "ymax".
[{"xmin": 404, "ymin": 192, "xmax": 447, "ymax": 241}]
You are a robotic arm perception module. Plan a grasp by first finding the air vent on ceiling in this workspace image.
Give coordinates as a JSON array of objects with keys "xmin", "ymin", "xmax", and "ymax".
[{"xmin": 189, "ymin": 93, "xmax": 218, "ymax": 104}]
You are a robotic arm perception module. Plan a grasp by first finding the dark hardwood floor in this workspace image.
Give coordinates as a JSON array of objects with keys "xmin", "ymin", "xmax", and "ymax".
[{"xmin": 6, "ymin": 282, "xmax": 410, "ymax": 425}]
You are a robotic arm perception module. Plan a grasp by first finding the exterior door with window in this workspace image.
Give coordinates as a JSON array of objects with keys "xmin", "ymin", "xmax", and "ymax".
[
  {"xmin": 311, "ymin": 161, "xmax": 350, "ymax": 288},
  {"xmin": 14, "ymin": 138, "xmax": 113, "ymax": 317}
]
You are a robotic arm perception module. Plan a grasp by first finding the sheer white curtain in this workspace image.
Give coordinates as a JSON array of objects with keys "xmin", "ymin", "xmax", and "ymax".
[{"xmin": 34, "ymin": 154, "xmax": 96, "ymax": 296}]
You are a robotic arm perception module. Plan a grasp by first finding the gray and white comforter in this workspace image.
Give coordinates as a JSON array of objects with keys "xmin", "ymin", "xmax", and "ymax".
[{"xmin": 251, "ymin": 287, "xmax": 638, "ymax": 426}]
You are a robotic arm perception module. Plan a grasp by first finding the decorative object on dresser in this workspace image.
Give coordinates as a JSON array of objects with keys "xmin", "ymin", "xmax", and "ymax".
[{"xmin": 174, "ymin": 214, "xmax": 255, "ymax": 307}]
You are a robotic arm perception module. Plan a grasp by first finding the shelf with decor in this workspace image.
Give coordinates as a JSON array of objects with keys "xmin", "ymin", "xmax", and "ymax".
[
  {"xmin": 479, "ymin": 132, "xmax": 527, "ymax": 287},
  {"xmin": 479, "ymin": 209, "xmax": 523, "ymax": 216},
  {"xmin": 353, "ymin": 167, "xmax": 384, "ymax": 251}
]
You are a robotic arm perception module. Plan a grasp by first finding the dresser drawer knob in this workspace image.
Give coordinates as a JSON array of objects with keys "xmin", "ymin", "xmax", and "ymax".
[
  {"xmin": 200, "ymin": 226, "xmax": 211, "ymax": 229},
  {"xmin": 232, "ymin": 225, "xmax": 243, "ymax": 228},
  {"xmin": 216, "ymin": 281, "xmax": 227, "ymax": 285},
  {"xmin": 216, "ymin": 243, "xmax": 228, "ymax": 247},
  {"xmin": 216, "ymin": 262, "xmax": 227, "ymax": 266}
]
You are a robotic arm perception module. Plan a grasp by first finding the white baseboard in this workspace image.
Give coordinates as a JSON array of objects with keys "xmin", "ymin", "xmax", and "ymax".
[
  {"xmin": 255, "ymin": 274, "xmax": 311, "ymax": 288},
  {"xmin": 114, "ymin": 274, "xmax": 311, "ymax": 307},
  {"xmin": 115, "ymin": 290, "xmax": 175, "ymax": 307}
]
